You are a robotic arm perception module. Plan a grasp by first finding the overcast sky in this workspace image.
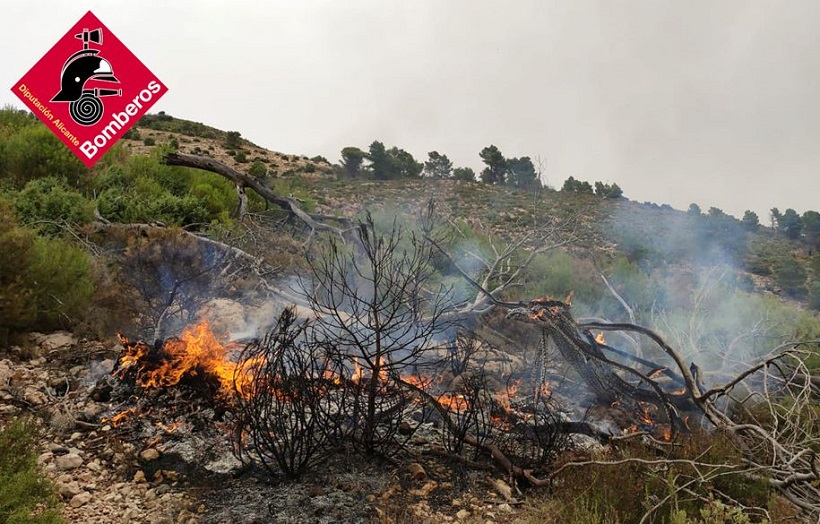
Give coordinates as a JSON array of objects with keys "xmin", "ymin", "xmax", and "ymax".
[{"xmin": 4, "ymin": 1, "xmax": 819, "ymax": 220}]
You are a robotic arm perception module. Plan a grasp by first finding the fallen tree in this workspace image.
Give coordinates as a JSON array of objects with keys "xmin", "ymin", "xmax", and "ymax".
[{"xmin": 162, "ymin": 152, "xmax": 352, "ymax": 241}]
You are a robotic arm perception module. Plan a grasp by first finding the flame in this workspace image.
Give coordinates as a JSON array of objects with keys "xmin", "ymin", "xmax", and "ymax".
[
  {"xmin": 494, "ymin": 379, "xmax": 521, "ymax": 411},
  {"xmin": 595, "ymin": 332, "xmax": 606, "ymax": 345},
  {"xmin": 437, "ymin": 393, "xmax": 470, "ymax": 412},
  {"xmin": 117, "ymin": 322, "xmax": 257, "ymax": 399},
  {"xmin": 102, "ymin": 406, "xmax": 142, "ymax": 428},
  {"xmin": 670, "ymin": 387, "xmax": 688, "ymax": 396},
  {"xmin": 564, "ymin": 290, "xmax": 574, "ymax": 306},
  {"xmin": 351, "ymin": 359, "xmax": 363, "ymax": 384}
]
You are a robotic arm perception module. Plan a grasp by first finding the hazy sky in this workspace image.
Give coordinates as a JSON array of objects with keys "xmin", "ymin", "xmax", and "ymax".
[{"xmin": 4, "ymin": 1, "xmax": 819, "ymax": 220}]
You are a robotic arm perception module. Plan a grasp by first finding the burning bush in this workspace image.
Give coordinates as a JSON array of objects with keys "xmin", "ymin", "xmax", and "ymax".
[{"xmin": 230, "ymin": 307, "xmax": 338, "ymax": 478}]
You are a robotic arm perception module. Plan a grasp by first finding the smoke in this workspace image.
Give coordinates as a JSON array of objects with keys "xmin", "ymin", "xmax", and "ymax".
[{"xmin": 599, "ymin": 202, "xmax": 794, "ymax": 386}]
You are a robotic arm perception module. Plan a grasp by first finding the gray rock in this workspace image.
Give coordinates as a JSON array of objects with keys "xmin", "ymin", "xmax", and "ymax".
[
  {"xmin": 41, "ymin": 332, "xmax": 76, "ymax": 351},
  {"xmin": 56, "ymin": 453, "xmax": 83, "ymax": 470},
  {"xmin": 69, "ymin": 491, "xmax": 92, "ymax": 508},
  {"xmin": 140, "ymin": 448, "xmax": 160, "ymax": 462}
]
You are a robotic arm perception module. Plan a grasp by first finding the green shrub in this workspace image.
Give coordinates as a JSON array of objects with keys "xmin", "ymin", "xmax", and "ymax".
[
  {"xmin": 0, "ymin": 419, "xmax": 65, "ymax": 524},
  {"xmin": 0, "ymin": 123, "xmax": 87, "ymax": 189},
  {"xmin": 248, "ymin": 160, "xmax": 267, "ymax": 178},
  {"xmin": 235, "ymin": 151, "xmax": 247, "ymax": 163},
  {"xmin": 143, "ymin": 137, "xmax": 155, "ymax": 146},
  {"xmin": 809, "ymin": 281, "xmax": 820, "ymax": 311},
  {"xmin": 14, "ymin": 177, "xmax": 92, "ymax": 234},
  {"xmin": 0, "ymin": 200, "xmax": 92, "ymax": 332}
]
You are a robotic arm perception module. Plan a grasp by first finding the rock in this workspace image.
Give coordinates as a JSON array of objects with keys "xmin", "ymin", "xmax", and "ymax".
[
  {"xmin": 0, "ymin": 360, "xmax": 12, "ymax": 388},
  {"xmin": 407, "ymin": 463, "xmax": 426, "ymax": 481},
  {"xmin": 456, "ymin": 509, "xmax": 471, "ymax": 520},
  {"xmin": 23, "ymin": 387, "xmax": 47, "ymax": 406},
  {"xmin": 140, "ymin": 448, "xmax": 161, "ymax": 462},
  {"xmin": 398, "ymin": 421, "xmax": 414, "ymax": 435},
  {"xmin": 56, "ymin": 453, "xmax": 83, "ymax": 470},
  {"xmin": 491, "ymin": 478, "xmax": 515, "ymax": 502},
  {"xmin": 133, "ymin": 470, "xmax": 147, "ymax": 483},
  {"xmin": 498, "ymin": 503, "xmax": 513, "ymax": 513},
  {"xmin": 41, "ymin": 332, "xmax": 76, "ymax": 351},
  {"xmin": 87, "ymin": 459, "xmax": 102, "ymax": 472},
  {"xmin": 55, "ymin": 480, "xmax": 82, "ymax": 498},
  {"xmin": 69, "ymin": 491, "xmax": 92, "ymax": 508}
]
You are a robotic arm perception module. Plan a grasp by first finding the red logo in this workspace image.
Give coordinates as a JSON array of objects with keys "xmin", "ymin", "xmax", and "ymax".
[{"xmin": 11, "ymin": 11, "xmax": 167, "ymax": 167}]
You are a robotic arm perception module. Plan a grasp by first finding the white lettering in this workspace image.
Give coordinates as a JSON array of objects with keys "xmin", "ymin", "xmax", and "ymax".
[{"xmin": 80, "ymin": 141, "xmax": 97, "ymax": 159}]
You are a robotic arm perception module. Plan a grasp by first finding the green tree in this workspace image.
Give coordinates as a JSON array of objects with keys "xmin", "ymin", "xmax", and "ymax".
[
  {"xmin": 368, "ymin": 141, "xmax": 390, "ymax": 180},
  {"xmin": 340, "ymin": 146, "xmax": 366, "ymax": 177},
  {"xmin": 562, "ymin": 176, "xmax": 578, "ymax": 192},
  {"xmin": 770, "ymin": 207, "xmax": 782, "ymax": 232},
  {"xmin": 594, "ymin": 181, "xmax": 623, "ymax": 198},
  {"xmin": 741, "ymin": 210, "xmax": 760, "ymax": 232},
  {"xmin": 561, "ymin": 176, "xmax": 593, "ymax": 194},
  {"xmin": 423, "ymin": 151, "xmax": 453, "ymax": 178},
  {"xmin": 452, "ymin": 167, "xmax": 475, "ymax": 182},
  {"xmin": 802, "ymin": 210, "xmax": 820, "ymax": 250},
  {"xmin": 479, "ymin": 145, "xmax": 507, "ymax": 184},
  {"xmin": 688, "ymin": 203, "xmax": 702, "ymax": 216},
  {"xmin": 506, "ymin": 156, "xmax": 539, "ymax": 187},
  {"xmin": 775, "ymin": 257, "xmax": 807, "ymax": 297},
  {"xmin": 780, "ymin": 208, "xmax": 803, "ymax": 240},
  {"xmin": 388, "ymin": 147, "xmax": 422, "ymax": 178}
]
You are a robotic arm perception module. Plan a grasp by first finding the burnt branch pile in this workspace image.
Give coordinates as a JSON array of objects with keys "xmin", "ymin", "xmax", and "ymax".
[{"xmin": 507, "ymin": 295, "xmax": 820, "ymax": 515}]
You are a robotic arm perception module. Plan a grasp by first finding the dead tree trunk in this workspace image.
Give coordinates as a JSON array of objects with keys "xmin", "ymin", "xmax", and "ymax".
[{"xmin": 163, "ymin": 152, "xmax": 350, "ymax": 240}]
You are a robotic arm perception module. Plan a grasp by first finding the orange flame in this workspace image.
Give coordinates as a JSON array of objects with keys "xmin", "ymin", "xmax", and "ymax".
[
  {"xmin": 102, "ymin": 407, "xmax": 142, "ymax": 428},
  {"xmin": 117, "ymin": 322, "xmax": 257, "ymax": 399},
  {"xmin": 438, "ymin": 393, "xmax": 470, "ymax": 412},
  {"xmin": 595, "ymin": 332, "xmax": 606, "ymax": 345}
]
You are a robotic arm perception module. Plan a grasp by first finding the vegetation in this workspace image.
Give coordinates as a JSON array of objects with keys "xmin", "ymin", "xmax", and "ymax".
[
  {"xmin": 0, "ymin": 419, "xmax": 65, "ymax": 524},
  {"xmin": 3, "ymin": 107, "xmax": 820, "ymax": 520}
]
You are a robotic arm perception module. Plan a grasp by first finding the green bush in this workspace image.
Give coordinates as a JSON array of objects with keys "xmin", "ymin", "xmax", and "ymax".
[
  {"xmin": 143, "ymin": 137, "xmax": 155, "ymax": 146},
  {"xmin": 809, "ymin": 281, "xmax": 820, "ymax": 311},
  {"xmin": 248, "ymin": 160, "xmax": 267, "ymax": 178},
  {"xmin": 0, "ymin": 200, "xmax": 93, "ymax": 333},
  {"xmin": 0, "ymin": 122, "xmax": 87, "ymax": 189},
  {"xmin": 13, "ymin": 177, "xmax": 92, "ymax": 234},
  {"xmin": 0, "ymin": 419, "xmax": 65, "ymax": 524}
]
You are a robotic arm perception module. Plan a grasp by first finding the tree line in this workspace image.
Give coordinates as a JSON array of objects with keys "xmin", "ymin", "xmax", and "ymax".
[{"xmin": 338, "ymin": 142, "xmax": 542, "ymax": 187}]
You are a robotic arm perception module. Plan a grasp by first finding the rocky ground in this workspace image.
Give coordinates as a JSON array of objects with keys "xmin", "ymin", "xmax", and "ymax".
[{"xmin": 0, "ymin": 331, "xmax": 548, "ymax": 524}]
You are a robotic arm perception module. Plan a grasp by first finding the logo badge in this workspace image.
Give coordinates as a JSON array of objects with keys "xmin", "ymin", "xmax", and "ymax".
[{"xmin": 11, "ymin": 11, "xmax": 167, "ymax": 167}]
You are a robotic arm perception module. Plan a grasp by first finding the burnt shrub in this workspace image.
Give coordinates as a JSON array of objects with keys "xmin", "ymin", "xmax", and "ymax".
[{"xmin": 231, "ymin": 307, "xmax": 337, "ymax": 478}]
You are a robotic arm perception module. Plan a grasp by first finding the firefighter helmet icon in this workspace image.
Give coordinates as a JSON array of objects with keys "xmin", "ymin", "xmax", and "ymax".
[{"xmin": 51, "ymin": 28, "xmax": 122, "ymax": 126}]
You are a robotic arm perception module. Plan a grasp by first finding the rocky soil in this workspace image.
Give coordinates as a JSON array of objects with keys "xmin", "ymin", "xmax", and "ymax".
[{"xmin": 0, "ymin": 331, "xmax": 546, "ymax": 524}]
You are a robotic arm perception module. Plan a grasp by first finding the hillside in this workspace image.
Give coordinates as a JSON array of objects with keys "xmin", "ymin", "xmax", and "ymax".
[
  {"xmin": 125, "ymin": 112, "xmax": 820, "ymax": 312},
  {"xmin": 2, "ymin": 108, "xmax": 820, "ymax": 523}
]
